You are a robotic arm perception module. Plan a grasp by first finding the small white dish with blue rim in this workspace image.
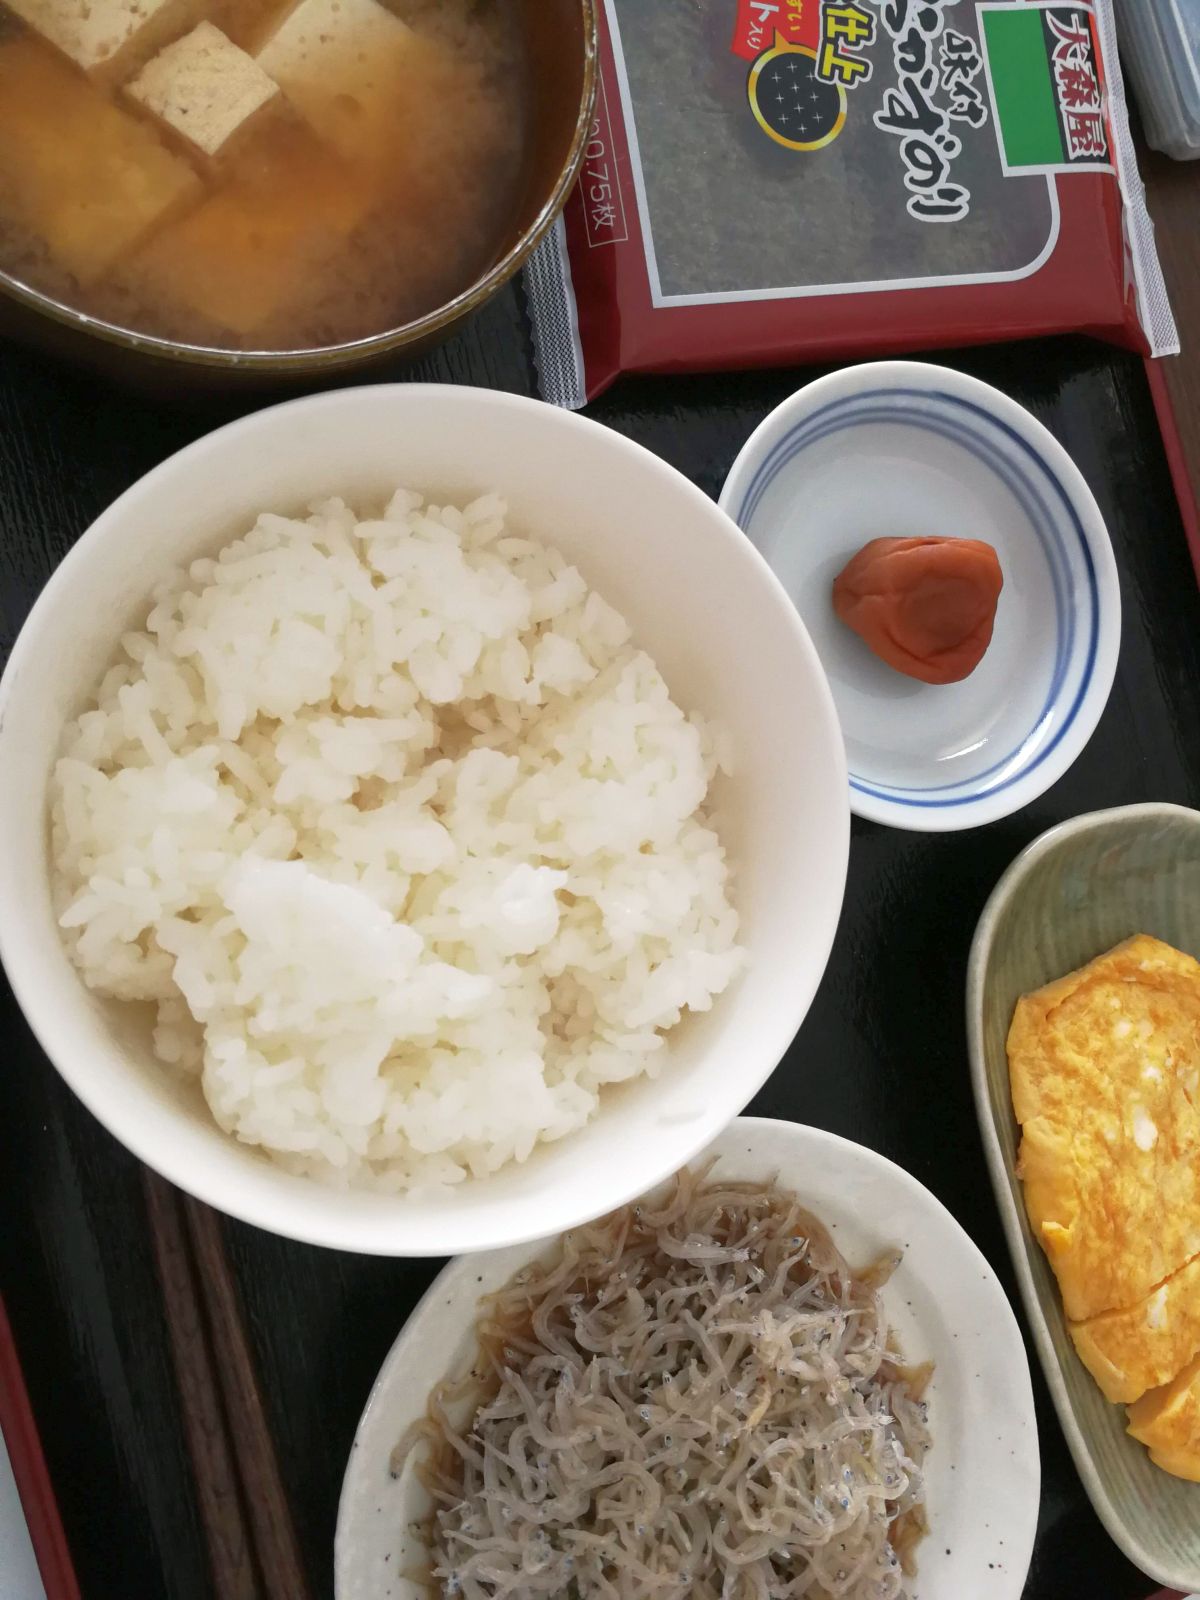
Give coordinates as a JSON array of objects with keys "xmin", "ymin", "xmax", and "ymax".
[{"xmin": 719, "ymin": 361, "xmax": 1121, "ymax": 832}]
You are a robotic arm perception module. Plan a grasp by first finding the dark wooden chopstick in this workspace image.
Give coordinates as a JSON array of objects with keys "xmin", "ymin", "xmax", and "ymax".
[
  {"xmin": 184, "ymin": 1197, "xmax": 313, "ymax": 1600},
  {"xmin": 143, "ymin": 1171, "xmax": 312, "ymax": 1600},
  {"xmin": 143, "ymin": 1171, "xmax": 261, "ymax": 1600}
]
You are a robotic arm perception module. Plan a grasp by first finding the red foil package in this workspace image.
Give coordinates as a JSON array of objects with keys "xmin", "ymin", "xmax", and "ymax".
[{"xmin": 525, "ymin": 0, "xmax": 1177, "ymax": 407}]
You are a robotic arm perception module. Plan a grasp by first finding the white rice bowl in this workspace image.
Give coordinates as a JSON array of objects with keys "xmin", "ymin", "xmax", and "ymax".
[{"xmin": 49, "ymin": 490, "xmax": 743, "ymax": 1193}]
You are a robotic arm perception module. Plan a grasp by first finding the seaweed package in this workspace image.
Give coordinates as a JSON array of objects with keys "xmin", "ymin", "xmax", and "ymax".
[{"xmin": 525, "ymin": 0, "xmax": 1178, "ymax": 407}]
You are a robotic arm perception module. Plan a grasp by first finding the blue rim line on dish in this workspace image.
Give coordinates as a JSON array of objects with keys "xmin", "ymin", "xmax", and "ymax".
[
  {"xmin": 738, "ymin": 402, "xmax": 1074, "ymax": 793},
  {"xmin": 729, "ymin": 387, "xmax": 1101, "ymax": 809},
  {"xmin": 732, "ymin": 388, "xmax": 1096, "ymax": 804},
  {"xmin": 747, "ymin": 406, "xmax": 1073, "ymax": 800}
]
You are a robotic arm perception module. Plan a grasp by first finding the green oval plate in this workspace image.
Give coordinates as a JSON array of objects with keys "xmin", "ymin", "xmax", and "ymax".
[{"xmin": 967, "ymin": 802, "xmax": 1200, "ymax": 1591}]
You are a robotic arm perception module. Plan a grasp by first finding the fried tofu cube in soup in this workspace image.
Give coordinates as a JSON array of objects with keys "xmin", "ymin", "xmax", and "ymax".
[
  {"xmin": 2, "ymin": 0, "xmax": 199, "ymax": 81},
  {"xmin": 126, "ymin": 22, "xmax": 281, "ymax": 160},
  {"xmin": 256, "ymin": 0, "xmax": 429, "ymax": 166},
  {"xmin": 0, "ymin": 36, "xmax": 200, "ymax": 283},
  {"xmin": 128, "ymin": 120, "xmax": 369, "ymax": 335}
]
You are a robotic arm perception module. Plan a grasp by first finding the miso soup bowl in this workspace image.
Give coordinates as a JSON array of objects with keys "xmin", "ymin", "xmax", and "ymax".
[
  {"xmin": 0, "ymin": 385, "xmax": 850, "ymax": 1257},
  {"xmin": 0, "ymin": 0, "xmax": 597, "ymax": 387}
]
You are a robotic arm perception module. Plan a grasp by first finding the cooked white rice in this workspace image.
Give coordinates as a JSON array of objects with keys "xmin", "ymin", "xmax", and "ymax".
[{"xmin": 50, "ymin": 491, "xmax": 742, "ymax": 1191}]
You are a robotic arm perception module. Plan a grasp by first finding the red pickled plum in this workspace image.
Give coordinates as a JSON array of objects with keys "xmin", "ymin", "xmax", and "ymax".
[{"xmin": 832, "ymin": 536, "xmax": 1004, "ymax": 686}]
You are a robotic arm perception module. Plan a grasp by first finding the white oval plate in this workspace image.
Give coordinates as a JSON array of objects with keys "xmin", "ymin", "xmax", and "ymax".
[
  {"xmin": 335, "ymin": 1117, "xmax": 1040, "ymax": 1600},
  {"xmin": 720, "ymin": 362, "xmax": 1121, "ymax": 832}
]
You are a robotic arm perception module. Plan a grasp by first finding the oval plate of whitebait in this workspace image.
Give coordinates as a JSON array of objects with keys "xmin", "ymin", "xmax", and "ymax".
[{"xmin": 335, "ymin": 1116, "xmax": 1039, "ymax": 1600}]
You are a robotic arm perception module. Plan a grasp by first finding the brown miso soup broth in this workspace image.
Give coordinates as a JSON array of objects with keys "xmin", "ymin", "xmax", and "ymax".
[{"xmin": 0, "ymin": 0, "xmax": 530, "ymax": 350}]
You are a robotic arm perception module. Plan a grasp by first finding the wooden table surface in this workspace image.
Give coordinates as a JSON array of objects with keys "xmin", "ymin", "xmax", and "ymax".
[{"xmin": 1, "ymin": 154, "xmax": 1198, "ymax": 1600}]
